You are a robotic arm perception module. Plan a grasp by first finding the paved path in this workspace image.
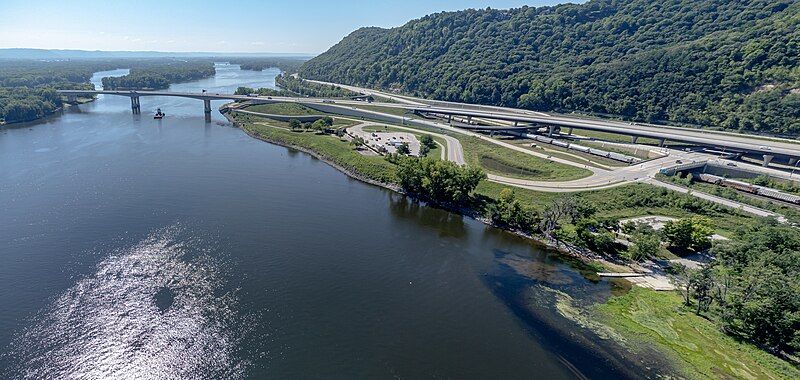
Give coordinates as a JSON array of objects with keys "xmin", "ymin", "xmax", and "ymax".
[{"xmin": 237, "ymin": 103, "xmax": 788, "ymax": 221}]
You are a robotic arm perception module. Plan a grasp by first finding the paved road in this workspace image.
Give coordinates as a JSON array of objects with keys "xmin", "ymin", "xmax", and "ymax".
[
  {"xmin": 294, "ymin": 81, "xmax": 800, "ymax": 159},
  {"xmin": 60, "ymin": 88, "xmax": 800, "ymax": 158},
  {"xmin": 61, "ymin": 88, "xmax": 791, "ymax": 221}
]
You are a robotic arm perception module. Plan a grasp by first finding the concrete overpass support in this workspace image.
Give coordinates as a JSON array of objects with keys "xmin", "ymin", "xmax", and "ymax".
[
  {"xmin": 658, "ymin": 138, "xmax": 666, "ymax": 147},
  {"xmin": 763, "ymin": 154, "xmax": 774, "ymax": 167},
  {"xmin": 631, "ymin": 136, "xmax": 638, "ymax": 144},
  {"xmin": 130, "ymin": 96, "xmax": 140, "ymax": 114},
  {"xmin": 548, "ymin": 125, "xmax": 556, "ymax": 137},
  {"xmin": 204, "ymin": 99, "xmax": 212, "ymax": 122},
  {"xmin": 67, "ymin": 94, "xmax": 77, "ymax": 104},
  {"xmin": 566, "ymin": 127, "xmax": 573, "ymax": 135},
  {"xmin": 447, "ymin": 115, "xmax": 452, "ymax": 124},
  {"xmin": 789, "ymin": 158, "xmax": 798, "ymax": 166}
]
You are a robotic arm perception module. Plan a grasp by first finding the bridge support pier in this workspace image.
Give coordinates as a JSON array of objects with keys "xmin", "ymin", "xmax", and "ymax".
[
  {"xmin": 67, "ymin": 95, "xmax": 77, "ymax": 104},
  {"xmin": 631, "ymin": 136, "xmax": 639, "ymax": 144},
  {"xmin": 466, "ymin": 115, "xmax": 472, "ymax": 124},
  {"xmin": 548, "ymin": 125, "xmax": 556, "ymax": 137},
  {"xmin": 658, "ymin": 138, "xmax": 666, "ymax": 147},
  {"xmin": 204, "ymin": 99, "xmax": 212, "ymax": 122},
  {"xmin": 130, "ymin": 96, "xmax": 140, "ymax": 114},
  {"xmin": 789, "ymin": 158, "xmax": 798, "ymax": 166},
  {"xmin": 762, "ymin": 154, "xmax": 774, "ymax": 167},
  {"xmin": 566, "ymin": 127, "xmax": 573, "ymax": 135},
  {"xmin": 447, "ymin": 115, "xmax": 452, "ymax": 124}
]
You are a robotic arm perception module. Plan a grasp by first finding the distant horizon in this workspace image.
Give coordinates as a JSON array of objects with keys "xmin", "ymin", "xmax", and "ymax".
[
  {"xmin": 0, "ymin": 48, "xmax": 316, "ymax": 59},
  {"xmin": 0, "ymin": 0, "xmax": 572, "ymax": 54}
]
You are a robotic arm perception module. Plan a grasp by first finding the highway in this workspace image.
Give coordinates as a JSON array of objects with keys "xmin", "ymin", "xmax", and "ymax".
[
  {"xmin": 296, "ymin": 80, "xmax": 800, "ymax": 161},
  {"xmin": 55, "ymin": 88, "xmax": 792, "ymax": 221},
  {"xmin": 58, "ymin": 89, "xmax": 800, "ymax": 161}
]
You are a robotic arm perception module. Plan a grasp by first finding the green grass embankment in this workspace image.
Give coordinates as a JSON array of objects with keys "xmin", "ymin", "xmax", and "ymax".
[
  {"xmin": 596, "ymin": 288, "xmax": 800, "ymax": 380},
  {"xmin": 234, "ymin": 114, "xmax": 397, "ymax": 185},
  {"xmin": 460, "ymin": 136, "xmax": 592, "ymax": 181}
]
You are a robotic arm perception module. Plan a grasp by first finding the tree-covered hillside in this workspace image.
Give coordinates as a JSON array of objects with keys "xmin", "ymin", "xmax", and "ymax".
[{"xmin": 300, "ymin": 0, "xmax": 800, "ymax": 136}]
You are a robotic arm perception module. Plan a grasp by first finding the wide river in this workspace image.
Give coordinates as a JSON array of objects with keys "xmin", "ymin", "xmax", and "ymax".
[{"xmin": 0, "ymin": 64, "xmax": 664, "ymax": 378}]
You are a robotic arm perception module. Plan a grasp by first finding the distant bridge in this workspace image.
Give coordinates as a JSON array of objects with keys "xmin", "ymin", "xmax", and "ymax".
[{"xmin": 57, "ymin": 90, "xmax": 254, "ymax": 121}]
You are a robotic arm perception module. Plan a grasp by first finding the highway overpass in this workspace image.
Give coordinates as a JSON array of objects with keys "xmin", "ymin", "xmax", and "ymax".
[{"xmin": 57, "ymin": 89, "xmax": 800, "ymax": 165}]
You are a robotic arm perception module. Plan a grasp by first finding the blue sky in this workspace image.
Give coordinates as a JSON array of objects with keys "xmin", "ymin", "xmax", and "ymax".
[{"xmin": 0, "ymin": 0, "xmax": 573, "ymax": 54}]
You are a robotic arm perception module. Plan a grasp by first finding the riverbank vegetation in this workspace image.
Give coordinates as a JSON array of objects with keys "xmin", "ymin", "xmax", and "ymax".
[
  {"xmin": 598, "ymin": 287, "xmax": 800, "ymax": 379},
  {"xmin": 0, "ymin": 59, "xmax": 115, "ymax": 123},
  {"xmin": 275, "ymin": 75, "xmax": 359, "ymax": 98},
  {"xmin": 1, "ymin": 58, "xmax": 217, "ymax": 124},
  {"xmin": 101, "ymin": 60, "xmax": 215, "ymax": 90},
  {"xmin": 228, "ymin": 57, "xmax": 306, "ymax": 73},
  {"xmin": 231, "ymin": 107, "xmax": 799, "ymax": 375},
  {"xmin": 232, "ymin": 75, "xmax": 360, "ymax": 99},
  {"xmin": 300, "ymin": 0, "xmax": 800, "ymax": 136}
]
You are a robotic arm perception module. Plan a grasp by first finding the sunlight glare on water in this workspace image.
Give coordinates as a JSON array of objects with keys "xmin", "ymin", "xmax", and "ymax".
[{"xmin": 6, "ymin": 225, "xmax": 248, "ymax": 379}]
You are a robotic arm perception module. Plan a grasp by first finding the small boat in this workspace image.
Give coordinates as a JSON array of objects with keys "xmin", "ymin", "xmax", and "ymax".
[{"xmin": 154, "ymin": 108, "xmax": 165, "ymax": 119}]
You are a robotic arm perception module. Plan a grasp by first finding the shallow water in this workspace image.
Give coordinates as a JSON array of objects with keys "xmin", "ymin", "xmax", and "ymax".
[{"xmin": 0, "ymin": 63, "xmax": 662, "ymax": 378}]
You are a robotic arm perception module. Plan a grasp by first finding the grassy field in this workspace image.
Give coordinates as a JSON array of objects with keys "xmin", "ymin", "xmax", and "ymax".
[
  {"xmin": 509, "ymin": 139, "xmax": 628, "ymax": 168},
  {"xmin": 596, "ymin": 288, "xmax": 800, "ymax": 380},
  {"xmin": 460, "ymin": 136, "xmax": 592, "ymax": 181},
  {"xmin": 350, "ymin": 104, "xmax": 412, "ymax": 117},
  {"xmin": 232, "ymin": 114, "xmax": 398, "ymax": 184},
  {"xmin": 246, "ymin": 102, "xmax": 320, "ymax": 115},
  {"xmin": 567, "ymin": 128, "xmax": 661, "ymax": 145},
  {"xmin": 580, "ymin": 140, "xmax": 654, "ymax": 159}
]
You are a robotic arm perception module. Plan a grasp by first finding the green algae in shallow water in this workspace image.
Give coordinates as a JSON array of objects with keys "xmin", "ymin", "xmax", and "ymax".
[{"xmin": 596, "ymin": 287, "xmax": 800, "ymax": 380}]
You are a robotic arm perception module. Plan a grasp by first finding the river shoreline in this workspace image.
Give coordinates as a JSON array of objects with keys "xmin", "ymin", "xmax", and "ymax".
[{"xmin": 225, "ymin": 112, "xmax": 617, "ymax": 272}]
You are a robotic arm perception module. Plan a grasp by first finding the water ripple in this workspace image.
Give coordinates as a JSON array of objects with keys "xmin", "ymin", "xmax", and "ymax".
[{"xmin": 4, "ymin": 225, "xmax": 248, "ymax": 379}]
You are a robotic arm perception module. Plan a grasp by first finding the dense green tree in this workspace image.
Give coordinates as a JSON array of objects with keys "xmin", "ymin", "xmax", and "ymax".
[
  {"xmin": 488, "ymin": 188, "xmax": 538, "ymax": 232},
  {"xmin": 663, "ymin": 216, "xmax": 714, "ymax": 252},
  {"xmin": 626, "ymin": 226, "xmax": 661, "ymax": 261},
  {"xmin": 710, "ymin": 222, "xmax": 800, "ymax": 353},
  {"xmin": 396, "ymin": 142, "xmax": 411, "ymax": 155},
  {"xmin": 301, "ymin": 0, "xmax": 800, "ymax": 136},
  {"xmin": 396, "ymin": 157, "xmax": 485, "ymax": 204}
]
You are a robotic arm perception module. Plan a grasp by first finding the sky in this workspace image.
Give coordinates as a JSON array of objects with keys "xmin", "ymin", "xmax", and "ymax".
[{"xmin": 0, "ymin": 0, "xmax": 571, "ymax": 54}]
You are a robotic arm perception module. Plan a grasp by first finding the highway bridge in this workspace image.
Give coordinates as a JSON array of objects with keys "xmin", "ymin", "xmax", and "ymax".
[{"xmin": 57, "ymin": 89, "xmax": 800, "ymax": 165}]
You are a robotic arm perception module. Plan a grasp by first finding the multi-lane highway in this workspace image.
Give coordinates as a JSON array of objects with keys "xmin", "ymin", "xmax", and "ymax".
[
  {"xmin": 301, "ymin": 80, "xmax": 800, "ymax": 162},
  {"xmin": 59, "ymin": 88, "xmax": 800, "ymax": 163}
]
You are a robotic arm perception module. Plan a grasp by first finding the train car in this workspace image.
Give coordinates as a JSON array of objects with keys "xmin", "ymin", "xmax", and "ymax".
[
  {"xmin": 551, "ymin": 140, "xmax": 570, "ymax": 148},
  {"xmin": 587, "ymin": 148, "xmax": 608, "ymax": 157},
  {"xmin": 608, "ymin": 152, "xmax": 637, "ymax": 163},
  {"xmin": 570, "ymin": 144, "xmax": 590, "ymax": 153},
  {"xmin": 721, "ymin": 178, "xmax": 759, "ymax": 194},
  {"xmin": 756, "ymin": 187, "xmax": 800, "ymax": 204},
  {"xmin": 697, "ymin": 173, "xmax": 724, "ymax": 185},
  {"xmin": 536, "ymin": 136, "xmax": 554, "ymax": 145}
]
